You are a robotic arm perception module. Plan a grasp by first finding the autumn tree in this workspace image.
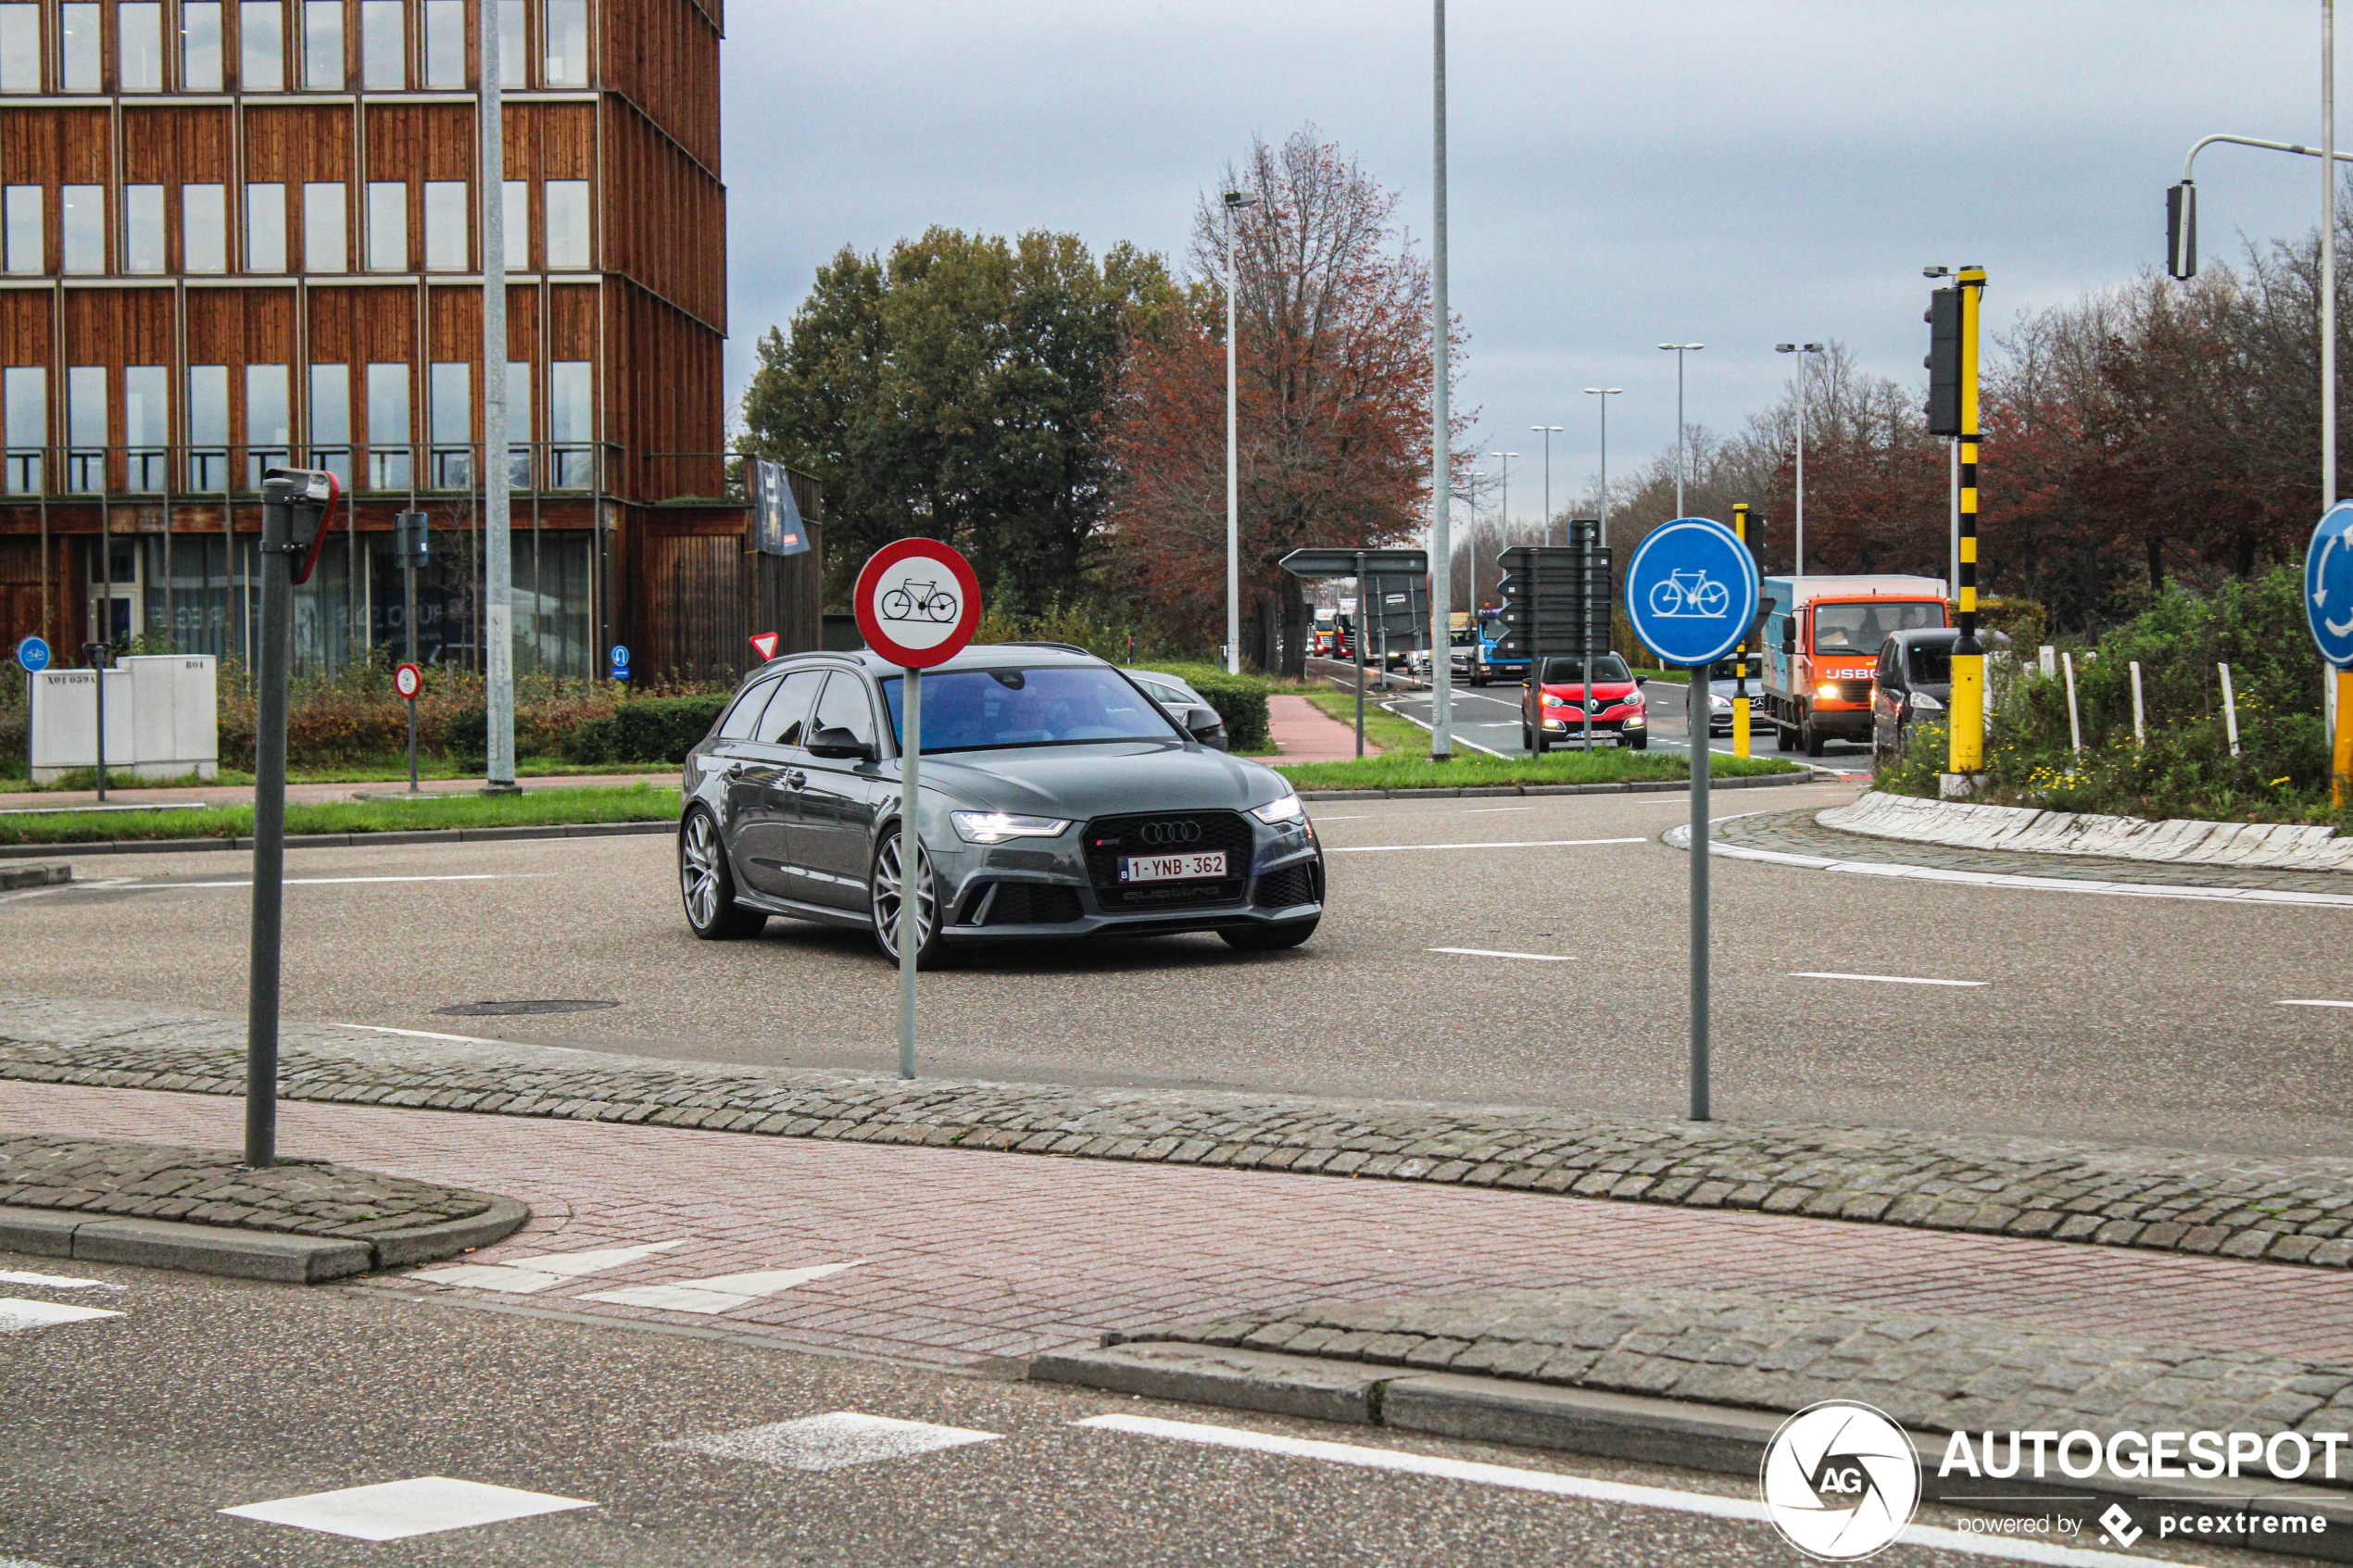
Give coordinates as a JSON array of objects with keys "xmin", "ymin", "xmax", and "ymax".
[{"xmin": 1102, "ymin": 131, "xmax": 1453, "ymax": 675}]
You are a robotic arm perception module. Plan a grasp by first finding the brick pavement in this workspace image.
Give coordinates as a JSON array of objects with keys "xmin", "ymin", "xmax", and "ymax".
[
  {"xmin": 9, "ymin": 1079, "xmax": 2353, "ymax": 1378},
  {"xmin": 11, "ymin": 993, "xmax": 2353, "ymax": 1271},
  {"xmin": 1249, "ymin": 695, "xmax": 1375, "ymax": 763}
]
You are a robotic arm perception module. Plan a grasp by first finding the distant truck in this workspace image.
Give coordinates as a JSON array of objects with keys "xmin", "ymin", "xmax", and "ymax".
[
  {"xmin": 1469, "ymin": 608, "xmax": 1526, "ymax": 685},
  {"xmin": 1759, "ymin": 575, "xmax": 1950, "ymax": 755}
]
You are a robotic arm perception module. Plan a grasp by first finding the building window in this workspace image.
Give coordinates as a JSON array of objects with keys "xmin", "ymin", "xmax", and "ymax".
[
  {"xmin": 365, "ymin": 181, "xmax": 405, "ymax": 270},
  {"xmin": 359, "ymin": 0, "xmax": 399, "ymax": 87},
  {"xmin": 308, "ymin": 363, "xmax": 349, "ymax": 488},
  {"xmin": 245, "ymin": 182, "xmax": 286, "ymax": 271},
  {"xmin": 123, "ymin": 185, "xmax": 165, "ymax": 272},
  {"xmin": 120, "ymin": 2, "xmax": 163, "ymax": 89},
  {"xmin": 3, "ymin": 185, "xmax": 41, "ymax": 274},
  {"xmin": 549, "ymin": 359, "xmax": 590, "ymax": 488},
  {"xmin": 545, "ymin": 181, "xmax": 587, "ymax": 270},
  {"xmin": 301, "ymin": 0, "xmax": 338, "ymax": 87},
  {"xmin": 422, "ymin": 181, "xmax": 466, "ymax": 270},
  {"xmin": 61, "ymin": 185, "xmax": 103, "ymax": 273},
  {"xmin": 502, "ymin": 180, "xmax": 525, "ymax": 269},
  {"xmin": 3, "ymin": 366, "xmax": 43, "ymax": 495},
  {"xmin": 0, "ymin": 5, "xmax": 39, "ymax": 92},
  {"xmin": 366, "ymin": 361, "xmax": 409, "ymax": 489},
  {"xmin": 125, "ymin": 365, "xmax": 168, "ymax": 492},
  {"xmin": 505, "ymin": 359, "xmax": 531, "ymax": 486},
  {"xmin": 58, "ymin": 3, "xmax": 98, "ymax": 91},
  {"xmin": 544, "ymin": 0, "xmax": 585, "ymax": 86},
  {"xmin": 497, "ymin": 0, "xmax": 522, "ymax": 84},
  {"xmin": 182, "ymin": 2, "xmax": 222, "ymax": 90},
  {"xmin": 422, "ymin": 0, "xmax": 461, "ymax": 87},
  {"xmin": 181, "ymin": 184, "xmax": 225, "ymax": 272},
  {"xmin": 429, "ymin": 361, "xmax": 469, "ymax": 487},
  {"xmin": 186, "ymin": 365, "xmax": 229, "ymax": 490},
  {"xmin": 303, "ymin": 182, "xmax": 345, "ymax": 272},
  {"xmin": 66, "ymin": 365, "xmax": 104, "ymax": 494},
  {"xmin": 245, "ymin": 363, "xmax": 290, "ymax": 489},
  {"xmin": 239, "ymin": 0, "xmax": 282, "ymax": 90}
]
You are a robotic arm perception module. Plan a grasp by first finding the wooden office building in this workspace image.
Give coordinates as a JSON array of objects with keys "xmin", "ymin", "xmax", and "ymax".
[{"xmin": 0, "ymin": 0, "xmax": 812, "ymax": 678}]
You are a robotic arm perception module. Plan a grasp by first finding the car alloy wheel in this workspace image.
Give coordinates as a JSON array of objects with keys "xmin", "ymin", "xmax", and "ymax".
[
  {"xmin": 870, "ymin": 831, "xmax": 943, "ymax": 965},
  {"xmin": 679, "ymin": 809, "xmax": 765, "ymax": 939}
]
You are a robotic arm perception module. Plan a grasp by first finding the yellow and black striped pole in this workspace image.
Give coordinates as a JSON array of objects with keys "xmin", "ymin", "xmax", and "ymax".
[
  {"xmin": 1948, "ymin": 266, "xmax": 1988, "ymax": 776},
  {"xmin": 1731, "ymin": 502, "xmax": 1752, "ymax": 758}
]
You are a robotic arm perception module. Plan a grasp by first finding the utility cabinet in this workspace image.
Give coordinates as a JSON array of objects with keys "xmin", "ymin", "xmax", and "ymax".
[{"xmin": 31, "ymin": 655, "xmax": 220, "ymax": 782}]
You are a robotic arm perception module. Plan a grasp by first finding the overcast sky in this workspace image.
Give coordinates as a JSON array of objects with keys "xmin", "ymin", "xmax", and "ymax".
[{"xmin": 721, "ymin": 1, "xmax": 2334, "ymax": 524}]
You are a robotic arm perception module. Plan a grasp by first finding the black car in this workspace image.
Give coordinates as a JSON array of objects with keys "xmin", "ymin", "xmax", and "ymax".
[
  {"xmin": 1869, "ymin": 629, "xmax": 1954, "ymax": 763},
  {"xmin": 676, "ymin": 644, "xmax": 1325, "ymax": 964}
]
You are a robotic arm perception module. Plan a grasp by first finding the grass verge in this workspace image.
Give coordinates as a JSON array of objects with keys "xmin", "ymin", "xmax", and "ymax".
[
  {"xmin": 2, "ymin": 756, "xmax": 679, "ymax": 792},
  {"xmin": 1275, "ymin": 747, "xmax": 1799, "ymax": 792},
  {"xmin": 0, "ymin": 783, "xmax": 681, "ymax": 846}
]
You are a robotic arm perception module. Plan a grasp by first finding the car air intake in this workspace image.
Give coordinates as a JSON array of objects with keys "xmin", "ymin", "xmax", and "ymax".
[
  {"xmin": 1253, "ymin": 862, "xmax": 1322, "ymax": 909},
  {"xmin": 964, "ymin": 881, "xmax": 1084, "ymax": 926}
]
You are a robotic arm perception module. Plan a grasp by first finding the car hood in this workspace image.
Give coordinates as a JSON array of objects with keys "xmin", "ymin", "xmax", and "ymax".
[
  {"xmin": 1541, "ymin": 681, "xmax": 1638, "ymax": 701},
  {"xmin": 907, "ymin": 741, "xmax": 1288, "ymax": 818}
]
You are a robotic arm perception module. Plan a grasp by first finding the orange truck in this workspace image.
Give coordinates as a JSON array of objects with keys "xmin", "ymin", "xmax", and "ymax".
[{"xmin": 1758, "ymin": 575, "xmax": 1950, "ymax": 755}]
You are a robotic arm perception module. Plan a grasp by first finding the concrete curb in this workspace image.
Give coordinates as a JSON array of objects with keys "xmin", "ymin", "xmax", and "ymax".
[
  {"xmin": 0, "ymin": 819, "xmax": 676, "ymax": 860},
  {"xmin": 0, "ymin": 862, "xmax": 70, "ymax": 888},
  {"xmin": 1296, "ymin": 772, "xmax": 1819, "ymax": 802},
  {"xmin": 1031, "ymin": 1342, "xmax": 2353, "ymax": 1560},
  {"xmin": 0, "ymin": 1195, "xmax": 527, "ymax": 1284},
  {"xmin": 1826, "ymin": 791, "xmax": 2353, "ymax": 874}
]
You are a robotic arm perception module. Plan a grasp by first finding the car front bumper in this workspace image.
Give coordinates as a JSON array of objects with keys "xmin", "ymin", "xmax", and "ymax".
[{"xmin": 935, "ymin": 813, "xmax": 1325, "ymax": 942}]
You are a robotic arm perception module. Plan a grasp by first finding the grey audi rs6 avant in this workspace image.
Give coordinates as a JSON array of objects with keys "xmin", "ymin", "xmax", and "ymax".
[{"xmin": 676, "ymin": 643, "xmax": 1326, "ymax": 963}]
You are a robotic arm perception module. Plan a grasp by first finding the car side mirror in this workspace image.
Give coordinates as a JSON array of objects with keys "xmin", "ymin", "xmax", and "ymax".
[
  {"xmin": 1183, "ymin": 706, "xmax": 1227, "ymax": 743},
  {"xmin": 1780, "ymin": 624, "xmax": 1795, "ymax": 655},
  {"xmin": 806, "ymin": 725, "xmax": 875, "ymax": 762},
  {"xmin": 1634, "ymin": 674, "xmax": 1647, "ymax": 687}
]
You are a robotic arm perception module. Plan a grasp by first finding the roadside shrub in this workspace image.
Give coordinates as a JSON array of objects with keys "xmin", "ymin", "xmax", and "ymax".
[
  {"xmin": 1138, "ymin": 661, "xmax": 1272, "ymax": 753},
  {"xmin": 562, "ymin": 694, "xmax": 730, "ymax": 765}
]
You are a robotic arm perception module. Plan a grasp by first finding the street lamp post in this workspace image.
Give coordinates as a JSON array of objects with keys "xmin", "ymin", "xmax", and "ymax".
[
  {"xmin": 1224, "ymin": 188, "xmax": 1260, "ymax": 677},
  {"xmin": 1584, "ymin": 388, "xmax": 1622, "ymax": 545},
  {"xmin": 1657, "ymin": 345, "xmax": 1704, "ymax": 515},
  {"xmin": 1774, "ymin": 343, "xmax": 1824, "ymax": 574},
  {"xmin": 1532, "ymin": 425, "xmax": 1562, "ymax": 542},
  {"xmin": 1428, "ymin": 0, "xmax": 1453, "ymax": 760}
]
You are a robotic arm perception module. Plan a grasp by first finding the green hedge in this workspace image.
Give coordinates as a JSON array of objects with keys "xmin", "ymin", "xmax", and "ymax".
[
  {"xmin": 562, "ymin": 694, "xmax": 731, "ymax": 766},
  {"xmin": 1136, "ymin": 662, "xmax": 1272, "ymax": 754}
]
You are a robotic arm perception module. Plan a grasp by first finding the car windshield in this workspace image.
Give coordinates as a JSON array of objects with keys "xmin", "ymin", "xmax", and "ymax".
[
  {"xmin": 1908, "ymin": 645, "xmax": 1954, "ymax": 684},
  {"xmin": 1541, "ymin": 655, "xmax": 1631, "ymax": 684},
  {"xmin": 880, "ymin": 666, "xmax": 1183, "ymax": 753},
  {"xmin": 1812, "ymin": 601, "xmax": 1944, "ymax": 654}
]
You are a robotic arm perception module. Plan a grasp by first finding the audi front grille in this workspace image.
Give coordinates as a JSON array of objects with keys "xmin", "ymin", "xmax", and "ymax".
[{"xmin": 1082, "ymin": 809, "xmax": 1255, "ymax": 911}]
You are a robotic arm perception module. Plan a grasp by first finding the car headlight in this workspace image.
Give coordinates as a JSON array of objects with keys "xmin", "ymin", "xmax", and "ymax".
[
  {"xmin": 1250, "ymin": 793, "xmax": 1306, "ymax": 825},
  {"xmin": 1623, "ymin": 713, "xmax": 1645, "ymax": 726},
  {"xmin": 1910, "ymin": 691, "xmax": 1944, "ymax": 711},
  {"xmin": 951, "ymin": 810, "xmax": 1071, "ymax": 844},
  {"xmin": 1815, "ymin": 682, "xmax": 1842, "ymax": 700},
  {"xmin": 1541, "ymin": 693, "xmax": 1566, "ymax": 708},
  {"xmin": 1710, "ymin": 693, "xmax": 1732, "ymax": 709}
]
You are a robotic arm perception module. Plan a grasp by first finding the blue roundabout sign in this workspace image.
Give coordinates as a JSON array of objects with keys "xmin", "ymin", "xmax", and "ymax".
[
  {"xmin": 2307, "ymin": 501, "xmax": 2353, "ymax": 668},
  {"xmin": 1624, "ymin": 516, "xmax": 1760, "ymax": 669}
]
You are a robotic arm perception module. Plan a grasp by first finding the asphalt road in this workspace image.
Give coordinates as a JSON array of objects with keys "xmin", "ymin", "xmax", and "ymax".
[
  {"xmin": 0, "ymin": 1255, "xmax": 2259, "ymax": 1568},
  {"xmin": 7, "ymin": 767, "xmax": 2353, "ymax": 1158}
]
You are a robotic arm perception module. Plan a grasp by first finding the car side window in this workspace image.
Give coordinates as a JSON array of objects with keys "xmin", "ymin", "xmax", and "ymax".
[
  {"xmin": 716, "ymin": 678, "xmax": 780, "ymax": 741},
  {"xmin": 754, "ymin": 669, "xmax": 826, "ymax": 746},
  {"xmin": 812, "ymin": 671, "xmax": 876, "ymax": 748}
]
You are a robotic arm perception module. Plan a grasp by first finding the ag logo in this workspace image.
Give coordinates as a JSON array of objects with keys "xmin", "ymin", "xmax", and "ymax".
[{"xmin": 1759, "ymin": 1400, "xmax": 1920, "ymax": 1561}]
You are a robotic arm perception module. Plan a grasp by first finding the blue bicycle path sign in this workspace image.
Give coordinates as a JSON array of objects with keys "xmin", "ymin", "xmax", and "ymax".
[
  {"xmin": 14, "ymin": 634, "xmax": 49, "ymax": 674},
  {"xmin": 1624, "ymin": 516, "xmax": 1760, "ymax": 669},
  {"xmin": 2307, "ymin": 501, "xmax": 2353, "ymax": 667}
]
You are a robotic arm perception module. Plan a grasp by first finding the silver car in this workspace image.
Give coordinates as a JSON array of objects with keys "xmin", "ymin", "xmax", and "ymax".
[{"xmin": 677, "ymin": 644, "xmax": 1324, "ymax": 964}]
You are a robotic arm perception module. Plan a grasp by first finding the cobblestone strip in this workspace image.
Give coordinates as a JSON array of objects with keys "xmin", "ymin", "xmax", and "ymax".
[
  {"xmin": 8, "ymin": 992, "xmax": 2353, "ymax": 1270},
  {"xmin": 0, "ymin": 1131, "xmax": 500, "ymax": 1237},
  {"xmin": 1118, "ymin": 1285, "xmax": 2353, "ymax": 1468},
  {"xmin": 1824, "ymin": 791, "xmax": 2353, "ymax": 872},
  {"xmin": 1708, "ymin": 809, "xmax": 2353, "ymax": 896}
]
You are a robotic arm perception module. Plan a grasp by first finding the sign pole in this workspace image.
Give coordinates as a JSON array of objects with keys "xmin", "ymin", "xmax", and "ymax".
[
  {"xmin": 1353, "ymin": 550, "xmax": 1367, "ymax": 758},
  {"xmin": 1689, "ymin": 659, "xmax": 1711, "ymax": 1121},
  {"xmin": 246, "ymin": 489, "xmax": 296, "ymax": 1167},
  {"xmin": 81, "ymin": 641, "xmax": 106, "ymax": 801},
  {"xmin": 899, "ymin": 664, "xmax": 922, "ymax": 1079}
]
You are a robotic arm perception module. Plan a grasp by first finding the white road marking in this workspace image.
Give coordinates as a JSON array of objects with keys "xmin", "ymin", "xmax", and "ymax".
[
  {"xmin": 1428, "ymin": 947, "xmax": 1573, "ymax": 963},
  {"xmin": 0, "ymin": 800, "xmax": 208, "ymax": 815},
  {"xmin": 581, "ymin": 1260, "xmax": 864, "ymax": 1314},
  {"xmin": 1791, "ymin": 972, "xmax": 1987, "ymax": 988},
  {"xmin": 1075, "ymin": 1415, "xmax": 2196, "ymax": 1566},
  {"xmin": 0, "ymin": 1269, "xmax": 118, "ymax": 1290},
  {"xmin": 410, "ymin": 1239, "xmax": 691, "ymax": 1295},
  {"xmin": 1308, "ymin": 815, "xmax": 1371, "ymax": 822},
  {"xmin": 220, "ymin": 1476, "xmax": 594, "ymax": 1541},
  {"xmin": 132, "ymin": 873, "xmax": 523, "ymax": 890},
  {"xmin": 2279, "ymin": 999, "xmax": 2353, "ymax": 1009},
  {"xmin": 1378, "ymin": 699, "xmax": 1508, "ymax": 757},
  {"xmin": 1458, "ymin": 807, "xmax": 1535, "ymax": 814},
  {"xmin": 0, "ymin": 1297, "xmax": 124, "ymax": 1331},
  {"xmin": 1329, "ymin": 838, "xmax": 1645, "ymax": 854},
  {"xmin": 337, "ymin": 1022, "xmax": 516, "ymax": 1046},
  {"xmin": 662, "ymin": 1411, "xmax": 1000, "ymax": 1472}
]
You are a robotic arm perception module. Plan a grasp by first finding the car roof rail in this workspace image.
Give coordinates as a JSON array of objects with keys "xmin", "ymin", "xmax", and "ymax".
[{"xmin": 995, "ymin": 641, "xmax": 1095, "ymax": 657}]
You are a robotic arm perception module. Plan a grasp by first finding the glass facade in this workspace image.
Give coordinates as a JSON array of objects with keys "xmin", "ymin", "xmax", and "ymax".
[
  {"xmin": 124, "ymin": 185, "xmax": 165, "ymax": 272},
  {"xmin": 182, "ymin": 2, "xmax": 222, "ymax": 90},
  {"xmin": 304, "ymin": 182, "xmax": 346, "ymax": 273},
  {"xmin": 309, "ymin": 363, "xmax": 350, "ymax": 490},
  {"xmin": 3, "ymin": 184, "xmax": 39, "ymax": 274},
  {"xmin": 124, "ymin": 366, "xmax": 168, "ymax": 492},
  {"xmin": 0, "ymin": 5, "xmax": 35, "ymax": 92},
  {"xmin": 366, "ymin": 361, "xmax": 410, "ymax": 490},
  {"xmin": 186, "ymin": 365, "xmax": 230, "ymax": 491},
  {"xmin": 239, "ymin": 0, "xmax": 281, "ymax": 90},
  {"xmin": 245, "ymin": 182, "xmax": 286, "ymax": 273},
  {"xmin": 3, "ymin": 366, "xmax": 43, "ymax": 494},
  {"xmin": 119, "ymin": 2, "xmax": 162, "ymax": 89},
  {"xmin": 245, "ymin": 363, "xmax": 290, "ymax": 489}
]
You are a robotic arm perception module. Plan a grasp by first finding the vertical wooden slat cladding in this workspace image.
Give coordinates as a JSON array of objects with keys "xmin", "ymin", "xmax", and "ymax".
[
  {"xmin": 640, "ymin": 532, "xmax": 742, "ymax": 676},
  {"xmin": 120, "ymin": 107, "xmax": 235, "ymax": 184},
  {"xmin": 0, "ymin": 537, "xmax": 79, "ymax": 651},
  {"xmin": 242, "ymin": 106, "xmax": 353, "ymax": 182},
  {"xmin": 604, "ymin": 281, "xmax": 723, "ymax": 502},
  {"xmin": 63, "ymin": 290, "xmax": 174, "ymax": 366},
  {"xmin": 600, "ymin": 108, "xmax": 722, "ymax": 328},
  {"xmin": 602, "ymin": 0, "xmax": 722, "ymax": 175},
  {"xmin": 0, "ymin": 293, "xmax": 52, "ymax": 375}
]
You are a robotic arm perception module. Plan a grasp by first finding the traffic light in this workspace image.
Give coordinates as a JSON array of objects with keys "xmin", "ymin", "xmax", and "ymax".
[
  {"xmin": 1924, "ymin": 287, "xmax": 1962, "ymax": 436},
  {"xmin": 2167, "ymin": 182, "xmax": 2198, "ymax": 279},
  {"xmin": 261, "ymin": 467, "xmax": 340, "ymax": 585},
  {"xmin": 393, "ymin": 508, "xmax": 430, "ymax": 564}
]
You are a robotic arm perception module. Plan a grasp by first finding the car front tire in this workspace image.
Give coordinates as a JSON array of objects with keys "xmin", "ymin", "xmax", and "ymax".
[
  {"xmin": 870, "ymin": 829, "xmax": 948, "ymax": 968},
  {"xmin": 680, "ymin": 809, "xmax": 767, "ymax": 939},
  {"xmin": 1220, "ymin": 917, "xmax": 1318, "ymax": 951}
]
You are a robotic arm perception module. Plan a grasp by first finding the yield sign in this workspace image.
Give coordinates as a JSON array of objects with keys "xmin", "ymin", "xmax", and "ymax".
[{"xmin": 749, "ymin": 632, "xmax": 780, "ymax": 661}]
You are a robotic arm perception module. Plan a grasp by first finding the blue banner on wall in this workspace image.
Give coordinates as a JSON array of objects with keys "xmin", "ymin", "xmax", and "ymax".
[{"xmin": 754, "ymin": 459, "xmax": 811, "ymax": 557}]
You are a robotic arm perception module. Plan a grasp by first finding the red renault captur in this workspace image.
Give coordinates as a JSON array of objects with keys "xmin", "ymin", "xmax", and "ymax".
[{"xmin": 1518, "ymin": 653, "xmax": 1649, "ymax": 749}]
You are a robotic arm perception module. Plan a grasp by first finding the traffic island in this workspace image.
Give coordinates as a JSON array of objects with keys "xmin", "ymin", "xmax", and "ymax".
[
  {"xmin": 1035, "ymin": 1286, "xmax": 2353, "ymax": 1560},
  {"xmin": 0, "ymin": 1132, "xmax": 527, "ymax": 1283}
]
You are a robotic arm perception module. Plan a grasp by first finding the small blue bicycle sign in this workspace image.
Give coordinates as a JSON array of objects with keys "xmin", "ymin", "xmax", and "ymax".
[
  {"xmin": 1625, "ymin": 516, "xmax": 1759, "ymax": 669},
  {"xmin": 14, "ymin": 634, "xmax": 50, "ymax": 674}
]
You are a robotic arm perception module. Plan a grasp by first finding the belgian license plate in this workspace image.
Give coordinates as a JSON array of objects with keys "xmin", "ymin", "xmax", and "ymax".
[{"xmin": 1119, "ymin": 850, "xmax": 1227, "ymax": 884}]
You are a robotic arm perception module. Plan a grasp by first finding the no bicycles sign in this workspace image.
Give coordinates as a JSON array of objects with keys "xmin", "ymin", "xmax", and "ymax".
[{"xmin": 854, "ymin": 538, "xmax": 982, "ymax": 669}]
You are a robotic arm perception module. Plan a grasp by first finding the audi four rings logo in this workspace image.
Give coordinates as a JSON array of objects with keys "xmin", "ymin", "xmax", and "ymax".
[{"xmin": 1138, "ymin": 821, "xmax": 1202, "ymax": 846}]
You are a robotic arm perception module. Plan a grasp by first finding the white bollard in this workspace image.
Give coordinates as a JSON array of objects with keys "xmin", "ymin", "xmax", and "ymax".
[
  {"xmin": 2040, "ymin": 645, "xmax": 2057, "ymax": 679},
  {"xmin": 2130, "ymin": 660, "xmax": 2145, "ymax": 746},
  {"xmin": 2062, "ymin": 652, "xmax": 2083, "ymax": 757},
  {"xmin": 2218, "ymin": 663, "xmax": 2240, "ymax": 758}
]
